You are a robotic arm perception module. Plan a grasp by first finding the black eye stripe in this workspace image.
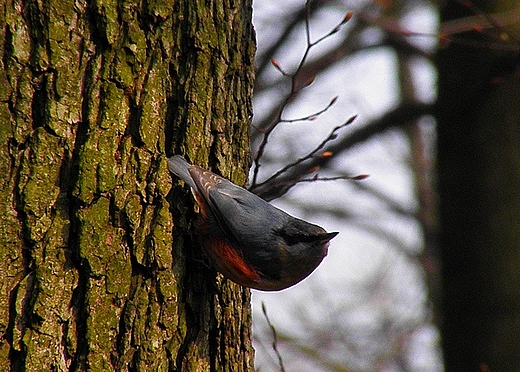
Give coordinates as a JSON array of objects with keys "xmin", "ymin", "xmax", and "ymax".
[{"xmin": 278, "ymin": 230, "xmax": 323, "ymax": 245}]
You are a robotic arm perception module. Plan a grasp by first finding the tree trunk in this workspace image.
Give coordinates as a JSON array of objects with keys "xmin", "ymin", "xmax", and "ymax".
[
  {"xmin": 436, "ymin": 1, "xmax": 520, "ymax": 370},
  {"xmin": 0, "ymin": 0, "xmax": 255, "ymax": 370}
]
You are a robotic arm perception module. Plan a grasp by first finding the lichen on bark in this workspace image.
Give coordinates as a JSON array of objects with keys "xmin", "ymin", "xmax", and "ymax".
[{"xmin": 0, "ymin": 0, "xmax": 256, "ymax": 370}]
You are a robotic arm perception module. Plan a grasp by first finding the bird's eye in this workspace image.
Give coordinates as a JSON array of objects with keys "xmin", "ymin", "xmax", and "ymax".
[{"xmin": 283, "ymin": 234, "xmax": 300, "ymax": 246}]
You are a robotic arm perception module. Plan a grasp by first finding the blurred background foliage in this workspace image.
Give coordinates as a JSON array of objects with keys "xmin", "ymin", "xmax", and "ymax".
[{"xmin": 249, "ymin": 1, "xmax": 520, "ymax": 371}]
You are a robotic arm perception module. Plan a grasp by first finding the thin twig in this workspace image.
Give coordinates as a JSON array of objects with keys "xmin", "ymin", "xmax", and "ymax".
[
  {"xmin": 256, "ymin": 174, "xmax": 369, "ymax": 199},
  {"xmin": 453, "ymin": 0, "xmax": 520, "ymax": 45},
  {"xmin": 281, "ymin": 96, "xmax": 338, "ymax": 123},
  {"xmin": 299, "ymin": 174, "xmax": 369, "ymax": 182},
  {"xmin": 250, "ymin": 115, "xmax": 357, "ymax": 193},
  {"xmin": 251, "ymin": 1, "xmax": 354, "ymax": 188},
  {"xmin": 253, "ymin": 102, "xmax": 434, "ymax": 201},
  {"xmin": 262, "ymin": 302, "xmax": 285, "ymax": 372}
]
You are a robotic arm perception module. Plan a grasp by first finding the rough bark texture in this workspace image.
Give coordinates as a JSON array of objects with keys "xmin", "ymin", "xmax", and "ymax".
[
  {"xmin": 436, "ymin": 1, "xmax": 520, "ymax": 370},
  {"xmin": 0, "ymin": 0, "xmax": 255, "ymax": 371}
]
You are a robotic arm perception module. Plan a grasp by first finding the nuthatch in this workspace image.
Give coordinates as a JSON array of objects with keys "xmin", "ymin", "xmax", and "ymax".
[{"xmin": 168, "ymin": 155, "xmax": 338, "ymax": 291}]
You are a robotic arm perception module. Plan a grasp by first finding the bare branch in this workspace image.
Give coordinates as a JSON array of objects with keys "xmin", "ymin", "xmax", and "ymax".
[
  {"xmin": 253, "ymin": 102, "xmax": 434, "ymax": 201},
  {"xmin": 311, "ymin": 11, "xmax": 354, "ymax": 46},
  {"xmin": 251, "ymin": 3, "xmax": 354, "ymax": 188},
  {"xmin": 281, "ymin": 96, "xmax": 338, "ymax": 123},
  {"xmin": 262, "ymin": 302, "xmax": 286, "ymax": 372},
  {"xmin": 440, "ymin": 7, "xmax": 520, "ymax": 37},
  {"xmin": 271, "ymin": 59, "xmax": 291, "ymax": 77},
  {"xmin": 255, "ymin": 0, "xmax": 339, "ymax": 78},
  {"xmin": 250, "ymin": 115, "xmax": 357, "ymax": 194},
  {"xmin": 452, "ymin": 0, "xmax": 520, "ymax": 44}
]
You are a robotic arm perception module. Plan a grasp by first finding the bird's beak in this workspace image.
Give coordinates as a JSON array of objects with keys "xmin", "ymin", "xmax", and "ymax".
[{"xmin": 320, "ymin": 231, "xmax": 339, "ymax": 242}]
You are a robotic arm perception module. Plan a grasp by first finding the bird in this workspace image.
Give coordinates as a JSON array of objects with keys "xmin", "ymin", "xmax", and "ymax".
[{"xmin": 168, "ymin": 155, "xmax": 338, "ymax": 291}]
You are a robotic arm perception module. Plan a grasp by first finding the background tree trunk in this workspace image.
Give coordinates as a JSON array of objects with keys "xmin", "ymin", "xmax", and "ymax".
[
  {"xmin": 436, "ymin": 1, "xmax": 520, "ymax": 370},
  {"xmin": 0, "ymin": 0, "xmax": 255, "ymax": 370}
]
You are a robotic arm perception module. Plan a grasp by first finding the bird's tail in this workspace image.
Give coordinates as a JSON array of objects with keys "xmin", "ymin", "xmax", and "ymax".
[{"xmin": 167, "ymin": 155, "xmax": 197, "ymax": 189}]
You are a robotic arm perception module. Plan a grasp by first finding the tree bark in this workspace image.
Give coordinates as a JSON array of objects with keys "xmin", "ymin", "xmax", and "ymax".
[
  {"xmin": 436, "ymin": 1, "xmax": 520, "ymax": 370},
  {"xmin": 0, "ymin": 0, "xmax": 255, "ymax": 370}
]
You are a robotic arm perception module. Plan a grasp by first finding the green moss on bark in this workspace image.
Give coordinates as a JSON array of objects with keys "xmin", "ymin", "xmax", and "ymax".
[{"xmin": 1, "ymin": 0, "xmax": 255, "ymax": 370}]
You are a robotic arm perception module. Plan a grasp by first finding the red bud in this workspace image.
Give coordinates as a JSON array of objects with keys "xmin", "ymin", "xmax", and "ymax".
[
  {"xmin": 342, "ymin": 12, "xmax": 354, "ymax": 24},
  {"xmin": 305, "ymin": 76, "xmax": 316, "ymax": 87},
  {"xmin": 346, "ymin": 115, "xmax": 357, "ymax": 125}
]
